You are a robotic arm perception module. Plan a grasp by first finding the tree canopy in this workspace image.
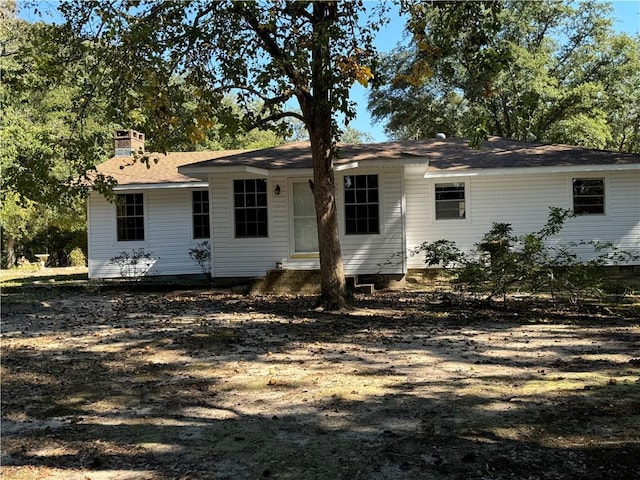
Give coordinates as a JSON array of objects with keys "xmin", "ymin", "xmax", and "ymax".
[
  {"xmin": 42, "ymin": 0, "xmax": 385, "ymax": 307},
  {"xmin": 0, "ymin": 2, "xmax": 285, "ymax": 267},
  {"xmin": 370, "ymin": 0, "xmax": 640, "ymax": 153}
]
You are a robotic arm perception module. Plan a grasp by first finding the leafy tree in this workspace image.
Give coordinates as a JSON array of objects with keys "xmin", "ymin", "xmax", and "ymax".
[
  {"xmin": 51, "ymin": 0, "xmax": 385, "ymax": 308},
  {"xmin": 1, "ymin": 192, "xmax": 86, "ymax": 268},
  {"xmin": 371, "ymin": 0, "xmax": 640, "ymax": 152},
  {"xmin": 0, "ymin": 3, "xmax": 120, "ymax": 266},
  {"xmin": 204, "ymin": 98, "xmax": 285, "ymax": 151},
  {"xmin": 287, "ymin": 121, "xmax": 374, "ymax": 144},
  {"xmin": 340, "ymin": 126, "xmax": 375, "ymax": 144},
  {"xmin": 0, "ymin": 6, "xmax": 118, "ymax": 203},
  {"xmin": 1, "ymin": 3, "xmax": 287, "ymax": 267}
]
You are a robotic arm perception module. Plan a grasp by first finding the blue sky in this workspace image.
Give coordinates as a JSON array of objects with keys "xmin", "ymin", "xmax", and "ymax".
[{"xmin": 349, "ymin": 0, "xmax": 640, "ymax": 142}]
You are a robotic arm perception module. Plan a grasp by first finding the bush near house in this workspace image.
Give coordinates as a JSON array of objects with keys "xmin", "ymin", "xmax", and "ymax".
[
  {"xmin": 108, "ymin": 249, "xmax": 158, "ymax": 281},
  {"xmin": 415, "ymin": 207, "xmax": 639, "ymax": 305},
  {"xmin": 188, "ymin": 241, "xmax": 211, "ymax": 276}
]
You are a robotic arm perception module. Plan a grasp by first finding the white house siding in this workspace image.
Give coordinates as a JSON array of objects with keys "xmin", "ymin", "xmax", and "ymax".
[
  {"xmin": 87, "ymin": 188, "xmax": 208, "ymax": 278},
  {"xmin": 208, "ymin": 173, "xmax": 287, "ymax": 277},
  {"xmin": 405, "ymin": 168, "xmax": 640, "ymax": 269},
  {"xmin": 207, "ymin": 167, "xmax": 406, "ymax": 278},
  {"xmin": 338, "ymin": 167, "xmax": 405, "ymax": 275}
]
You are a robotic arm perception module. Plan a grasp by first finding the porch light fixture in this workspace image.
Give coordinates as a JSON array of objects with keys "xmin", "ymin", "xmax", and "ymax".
[{"xmin": 274, "ymin": 184, "xmax": 281, "ymax": 195}]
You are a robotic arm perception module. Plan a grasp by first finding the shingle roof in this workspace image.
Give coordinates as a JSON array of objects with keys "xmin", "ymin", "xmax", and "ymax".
[
  {"xmin": 180, "ymin": 137, "xmax": 639, "ymax": 173},
  {"xmin": 97, "ymin": 150, "xmax": 247, "ymax": 185},
  {"xmin": 424, "ymin": 137, "xmax": 639, "ymax": 172},
  {"xmin": 99, "ymin": 138, "xmax": 639, "ymax": 187}
]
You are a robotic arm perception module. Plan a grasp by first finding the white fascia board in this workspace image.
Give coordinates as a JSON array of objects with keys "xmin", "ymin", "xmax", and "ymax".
[
  {"xmin": 113, "ymin": 182, "xmax": 208, "ymax": 191},
  {"xmin": 269, "ymin": 168, "xmax": 314, "ymax": 176},
  {"xmin": 335, "ymin": 162, "xmax": 359, "ymax": 172},
  {"xmin": 246, "ymin": 166, "xmax": 271, "ymax": 176},
  {"xmin": 335, "ymin": 158, "xmax": 429, "ymax": 172},
  {"xmin": 424, "ymin": 163, "xmax": 640, "ymax": 178},
  {"xmin": 361, "ymin": 158, "xmax": 429, "ymax": 169}
]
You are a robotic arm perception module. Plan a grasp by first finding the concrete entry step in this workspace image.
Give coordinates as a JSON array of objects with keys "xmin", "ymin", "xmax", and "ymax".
[{"xmin": 346, "ymin": 276, "xmax": 375, "ymax": 295}]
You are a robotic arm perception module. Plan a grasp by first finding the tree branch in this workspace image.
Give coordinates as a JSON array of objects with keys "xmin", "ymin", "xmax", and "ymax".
[
  {"xmin": 234, "ymin": 2, "xmax": 312, "ymax": 105},
  {"xmin": 253, "ymin": 111, "xmax": 306, "ymax": 127}
]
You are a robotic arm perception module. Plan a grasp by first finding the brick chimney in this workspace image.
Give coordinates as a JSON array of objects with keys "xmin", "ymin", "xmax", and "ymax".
[{"xmin": 114, "ymin": 130, "xmax": 145, "ymax": 156}]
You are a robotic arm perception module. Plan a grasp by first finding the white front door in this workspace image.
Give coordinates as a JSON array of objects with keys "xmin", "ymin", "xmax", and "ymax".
[{"xmin": 291, "ymin": 180, "xmax": 319, "ymax": 255}]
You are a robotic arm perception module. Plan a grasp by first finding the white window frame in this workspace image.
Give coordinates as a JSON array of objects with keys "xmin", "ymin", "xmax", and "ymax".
[
  {"xmin": 232, "ymin": 178, "xmax": 269, "ymax": 239},
  {"xmin": 434, "ymin": 181, "xmax": 468, "ymax": 221},
  {"xmin": 343, "ymin": 173, "xmax": 381, "ymax": 235},
  {"xmin": 192, "ymin": 189, "xmax": 210, "ymax": 239},
  {"xmin": 571, "ymin": 176, "xmax": 607, "ymax": 216},
  {"xmin": 115, "ymin": 192, "xmax": 147, "ymax": 243}
]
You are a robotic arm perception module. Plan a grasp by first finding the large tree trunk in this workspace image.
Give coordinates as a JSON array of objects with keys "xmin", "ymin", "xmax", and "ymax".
[
  {"xmin": 298, "ymin": 1, "xmax": 347, "ymax": 310},
  {"xmin": 309, "ymin": 130, "xmax": 347, "ymax": 310},
  {"xmin": 4, "ymin": 235, "xmax": 17, "ymax": 269}
]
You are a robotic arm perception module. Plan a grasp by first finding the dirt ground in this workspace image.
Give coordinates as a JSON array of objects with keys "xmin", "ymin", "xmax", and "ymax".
[{"xmin": 1, "ymin": 275, "xmax": 640, "ymax": 479}]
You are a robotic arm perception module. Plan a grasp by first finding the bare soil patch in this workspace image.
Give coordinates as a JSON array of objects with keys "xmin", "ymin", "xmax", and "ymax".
[{"xmin": 1, "ymin": 283, "xmax": 639, "ymax": 479}]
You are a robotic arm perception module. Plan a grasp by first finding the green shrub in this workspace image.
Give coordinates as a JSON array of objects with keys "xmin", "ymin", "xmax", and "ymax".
[
  {"xmin": 109, "ymin": 249, "xmax": 158, "ymax": 280},
  {"xmin": 68, "ymin": 247, "xmax": 86, "ymax": 267},
  {"xmin": 189, "ymin": 241, "xmax": 211, "ymax": 276},
  {"xmin": 415, "ymin": 207, "xmax": 639, "ymax": 305}
]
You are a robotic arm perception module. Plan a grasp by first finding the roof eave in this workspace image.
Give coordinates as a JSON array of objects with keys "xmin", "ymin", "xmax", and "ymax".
[
  {"xmin": 178, "ymin": 165, "xmax": 270, "ymax": 177},
  {"xmin": 424, "ymin": 163, "xmax": 640, "ymax": 178},
  {"xmin": 112, "ymin": 181, "xmax": 209, "ymax": 191}
]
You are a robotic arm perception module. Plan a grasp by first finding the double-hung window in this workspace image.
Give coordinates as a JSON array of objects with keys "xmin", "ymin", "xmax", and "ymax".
[
  {"xmin": 435, "ymin": 183, "xmax": 466, "ymax": 220},
  {"xmin": 116, "ymin": 193, "xmax": 145, "ymax": 241},
  {"xmin": 234, "ymin": 179, "xmax": 268, "ymax": 238},
  {"xmin": 573, "ymin": 178, "xmax": 604, "ymax": 215},
  {"xmin": 192, "ymin": 190, "xmax": 210, "ymax": 239},
  {"xmin": 344, "ymin": 174, "xmax": 379, "ymax": 235}
]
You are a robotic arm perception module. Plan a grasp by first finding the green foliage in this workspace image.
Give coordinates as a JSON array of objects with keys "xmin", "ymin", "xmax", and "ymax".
[
  {"xmin": 1, "ymin": 6, "xmax": 284, "ymax": 270},
  {"xmin": 68, "ymin": 247, "xmax": 86, "ymax": 267},
  {"xmin": 0, "ymin": 11, "xmax": 118, "ymax": 204},
  {"xmin": 0, "ymin": 5, "xmax": 117, "ymax": 267},
  {"xmin": 37, "ymin": 0, "xmax": 389, "ymax": 306},
  {"xmin": 188, "ymin": 241, "xmax": 211, "ymax": 276},
  {"xmin": 420, "ymin": 239, "xmax": 465, "ymax": 269},
  {"xmin": 416, "ymin": 207, "xmax": 639, "ymax": 305},
  {"xmin": 108, "ymin": 249, "xmax": 158, "ymax": 281},
  {"xmin": 51, "ymin": 1, "xmax": 384, "ymax": 151},
  {"xmin": 372, "ymin": 1, "xmax": 640, "ymax": 153},
  {"xmin": 0, "ymin": 192, "xmax": 86, "ymax": 268},
  {"xmin": 340, "ymin": 126, "xmax": 375, "ymax": 144}
]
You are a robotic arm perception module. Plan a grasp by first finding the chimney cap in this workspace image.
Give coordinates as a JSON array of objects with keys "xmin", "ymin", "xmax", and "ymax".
[
  {"xmin": 114, "ymin": 129, "xmax": 145, "ymax": 141},
  {"xmin": 114, "ymin": 129, "xmax": 145, "ymax": 156}
]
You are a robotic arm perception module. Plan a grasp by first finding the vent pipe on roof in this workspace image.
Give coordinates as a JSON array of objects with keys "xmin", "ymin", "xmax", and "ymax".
[
  {"xmin": 435, "ymin": 133, "xmax": 446, "ymax": 140},
  {"xmin": 114, "ymin": 130, "xmax": 145, "ymax": 156}
]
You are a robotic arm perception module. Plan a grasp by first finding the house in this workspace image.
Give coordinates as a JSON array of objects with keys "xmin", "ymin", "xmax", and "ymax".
[{"xmin": 87, "ymin": 130, "xmax": 640, "ymax": 280}]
